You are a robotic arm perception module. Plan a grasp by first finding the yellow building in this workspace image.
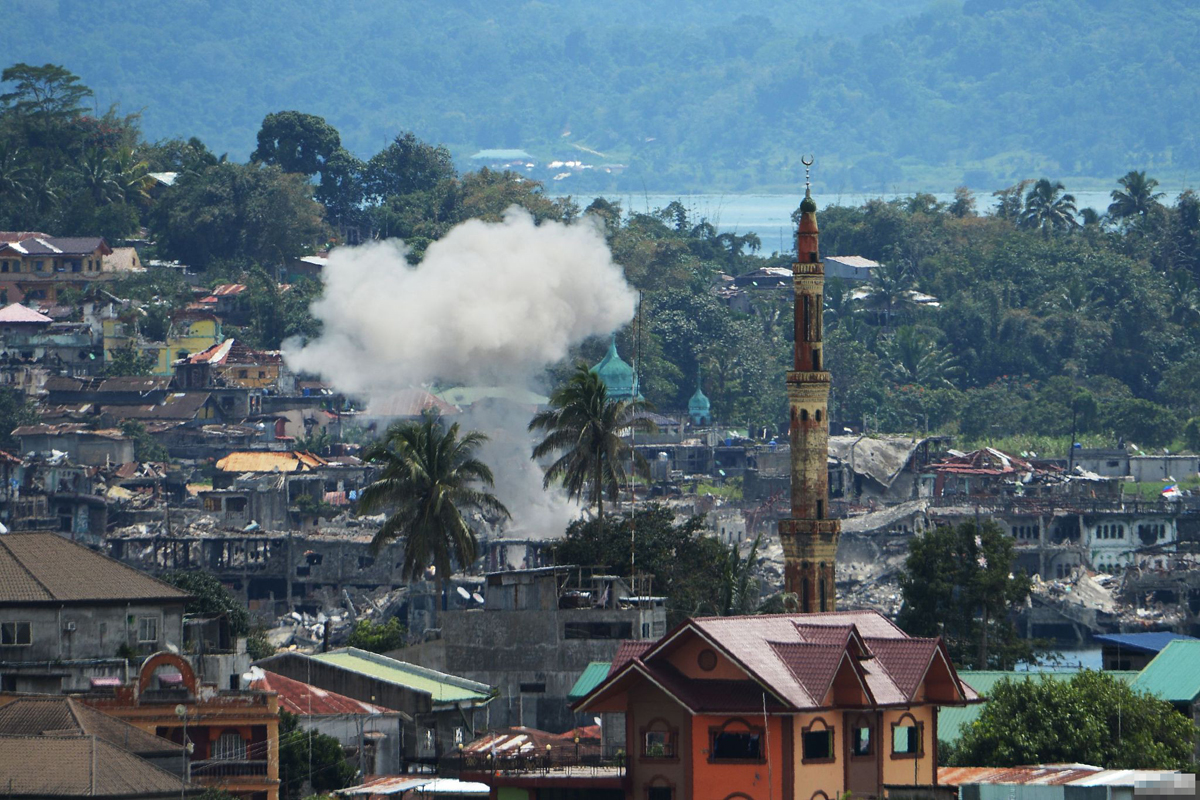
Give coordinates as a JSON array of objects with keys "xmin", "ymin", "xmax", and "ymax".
[
  {"xmin": 104, "ymin": 310, "xmax": 223, "ymax": 376},
  {"xmin": 0, "ymin": 235, "xmax": 113, "ymax": 305}
]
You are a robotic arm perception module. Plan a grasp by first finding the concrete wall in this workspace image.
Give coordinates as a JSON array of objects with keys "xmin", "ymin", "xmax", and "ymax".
[
  {"xmin": 302, "ymin": 713, "xmax": 405, "ymax": 775},
  {"xmin": 0, "ymin": 601, "xmax": 185, "ymax": 691},
  {"xmin": 394, "ymin": 606, "xmax": 665, "ymax": 733},
  {"xmin": 1130, "ymin": 455, "xmax": 1200, "ymax": 483}
]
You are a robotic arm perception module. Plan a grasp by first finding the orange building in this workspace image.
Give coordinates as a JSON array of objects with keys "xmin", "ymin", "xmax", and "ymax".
[
  {"xmin": 572, "ymin": 610, "xmax": 978, "ymax": 800},
  {"xmin": 83, "ymin": 652, "xmax": 281, "ymax": 800}
]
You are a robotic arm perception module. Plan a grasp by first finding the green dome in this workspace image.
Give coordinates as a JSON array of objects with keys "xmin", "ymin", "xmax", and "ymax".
[
  {"xmin": 591, "ymin": 334, "xmax": 638, "ymax": 400},
  {"xmin": 799, "ymin": 186, "xmax": 818, "ymax": 214},
  {"xmin": 688, "ymin": 385, "xmax": 710, "ymax": 413}
]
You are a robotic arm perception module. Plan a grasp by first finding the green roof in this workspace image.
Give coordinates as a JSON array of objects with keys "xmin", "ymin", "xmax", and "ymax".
[
  {"xmin": 470, "ymin": 149, "xmax": 534, "ymax": 161},
  {"xmin": 1131, "ymin": 640, "xmax": 1200, "ymax": 703},
  {"xmin": 939, "ymin": 670, "xmax": 1139, "ymax": 746},
  {"xmin": 314, "ymin": 648, "xmax": 494, "ymax": 705},
  {"xmin": 688, "ymin": 386, "xmax": 710, "ymax": 413},
  {"xmin": 568, "ymin": 662, "xmax": 611, "ymax": 701},
  {"xmin": 432, "ymin": 385, "xmax": 549, "ymax": 407}
]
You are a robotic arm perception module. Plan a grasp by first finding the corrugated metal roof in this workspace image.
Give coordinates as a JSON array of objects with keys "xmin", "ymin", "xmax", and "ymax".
[
  {"xmin": 0, "ymin": 532, "xmax": 191, "ymax": 605},
  {"xmin": 1131, "ymin": 640, "xmax": 1200, "ymax": 703},
  {"xmin": 938, "ymin": 670, "xmax": 1140, "ymax": 745},
  {"xmin": 314, "ymin": 648, "xmax": 493, "ymax": 704},
  {"xmin": 216, "ymin": 450, "xmax": 328, "ymax": 473},
  {"xmin": 568, "ymin": 662, "xmax": 611, "ymax": 700},
  {"xmin": 1092, "ymin": 632, "xmax": 1197, "ymax": 655},
  {"xmin": 938, "ymin": 765, "xmax": 1191, "ymax": 789},
  {"xmin": 251, "ymin": 670, "xmax": 403, "ymax": 717}
]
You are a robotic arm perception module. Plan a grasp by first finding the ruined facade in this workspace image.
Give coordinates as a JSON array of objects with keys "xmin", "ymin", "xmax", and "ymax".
[{"xmin": 779, "ymin": 182, "xmax": 840, "ymax": 611}]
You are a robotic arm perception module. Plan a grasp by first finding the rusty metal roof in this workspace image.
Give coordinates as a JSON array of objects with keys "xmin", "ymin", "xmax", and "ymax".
[
  {"xmin": 216, "ymin": 450, "xmax": 329, "ymax": 473},
  {"xmin": 938, "ymin": 765, "xmax": 1104, "ymax": 786},
  {"xmin": 251, "ymin": 670, "xmax": 404, "ymax": 718}
]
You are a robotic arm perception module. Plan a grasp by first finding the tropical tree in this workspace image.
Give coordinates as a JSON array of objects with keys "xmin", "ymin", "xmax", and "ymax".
[
  {"xmin": 72, "ymin": 147, "xmax": 120, "ymax": 204},
  {"xmin": 897, "ymin": 520, "xmax": 1034, "ymax": 669},
  {"xmin": 0, "ymin": 141, "xmax": 32, "ymax": 204},
  {"xmin": 952, "ymin": 671, "xmax": 1195, "ymax": 769},
  {"xmin": 712, "ymin": 532, "xmax": 763, "ymax": 616},
  {"xmin": 1021, "ymin": 178, "xmax": 1078, "ymax": 237},
  {"xmin": 859, "ymin": 261, "xmax": 918, "ymax": 325},
  {"xmin": 1107, "ymin": 170, "xmax": 1165, "ymax": 220},
  {"xmin": 359, "ymin": 413, "xmax": 509, "ymax": 583},
  {"xmin": 879, "ymin": 326, "xmax": 960, "ymax": 388},
  {"xmin": 251, "ymin": 110, "xmax": 342, "ymax": 176},
  {"xmin": 529, "ymin": 363, "xmax": 655, "ymax": 519}
]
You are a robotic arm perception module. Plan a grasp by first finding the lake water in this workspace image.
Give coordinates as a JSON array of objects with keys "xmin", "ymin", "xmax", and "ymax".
[{"xmin": 587, "ymin": 191, "xmax": 1184, "ymax": 247}]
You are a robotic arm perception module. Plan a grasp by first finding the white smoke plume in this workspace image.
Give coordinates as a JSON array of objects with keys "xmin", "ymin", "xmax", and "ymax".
[{"xmin": 284, "ymin": 208, "xmax": 638, "ymax": 536}]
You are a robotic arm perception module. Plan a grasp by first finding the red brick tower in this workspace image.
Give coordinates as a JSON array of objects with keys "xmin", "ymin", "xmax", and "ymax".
[{"xmin": 778, "ymin": 168, "xmax": 839, "ymax": 612}]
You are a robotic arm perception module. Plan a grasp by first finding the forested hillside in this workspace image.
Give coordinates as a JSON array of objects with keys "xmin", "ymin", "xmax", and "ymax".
[{"xmin": 6, "ymin": 0, "xmax": 1198, "ymax": 191}]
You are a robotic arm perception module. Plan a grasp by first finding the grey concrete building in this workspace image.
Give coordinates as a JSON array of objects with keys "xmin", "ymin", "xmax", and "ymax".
[
  {"xmin": 0, "ymin": 532, "xmax": 189, "ymax": 692},
  {"xmin": 394, "ymin": 566, "xmax": 667, "ymax": 734}
]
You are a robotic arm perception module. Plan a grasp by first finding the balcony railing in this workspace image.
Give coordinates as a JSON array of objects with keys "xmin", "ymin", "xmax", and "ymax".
[
  {"xmin": 190, "ymin": 759, "xmax": 269, "ymax": 778},
  {"xmin": 443, "ymin": 745, "xmax": 626, "ymax": 779}
]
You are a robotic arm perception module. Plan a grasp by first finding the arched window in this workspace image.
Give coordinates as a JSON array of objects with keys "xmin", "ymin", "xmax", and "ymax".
[
  {"xmin": 801, "ymin": 716, "xmax": 835, "ymax": 762},
  {"xmin": 213, "ymin": 731, "xmax": 246, "ymax": 760},
  {"xmin": 850, "ymin": 713, "xmax": 874, "ymax": 757},
  {"xmin": 818, "ymin": 566, "xmax": 828, "ymax": 612},
  {"xmin": 891, "ymin": 713, "xmax": 923, "ymax": 759},
  {"xmin": 641, "ymin": 719, "xmax": 678, "ymax": 760},
  {"xmin": 815, "ymin": 409, "xmax": 822, "ymax": 422},
  {"xmin": 800, "ymin": 409, "xmax": 809, "ymax": 421},
  {"xmin": 709, "ymin": 718, "xmax": 764, "ymax": 763}
]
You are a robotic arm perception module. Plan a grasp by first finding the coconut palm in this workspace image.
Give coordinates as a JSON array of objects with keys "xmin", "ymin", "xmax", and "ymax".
[
  {"xmin": 359, "ymin": 413, "xmax": 509, "ymax": 583},
  {"xmin": 529, "ymin": 363, "xmax": 655, "ymax": 519},
  {"xmin": 112, "ymin": 145, "xmax": 154, "ymax": 205},
  {"xmin": 1108, "ymin": 170, "xmax": 1165, "ymax": 220},
  {"xmin": 859, "ymin": 262, "xmax": 918, "ymax": 326},
  {"xmin": 0, "ymin": 141, "xmax": 33, "ymax": 203},
  {"xmin": 1021, "ymin": 178, "xmax": 1078, "ymax": 237},
  {"xmin": 713, "ymin": 532, "xmax": 763, "ymax": 617},
  {"xmin": 879, "ymin": 326, "xmax": 960, "ymax": 389},
  {"xmin": 73, "ymin": 147, "xmax": 121, "ymax": 205}
]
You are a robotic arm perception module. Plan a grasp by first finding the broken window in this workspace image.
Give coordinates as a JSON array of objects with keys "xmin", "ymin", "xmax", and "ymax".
[
  {"xmin": 710, "ymin": 726, "xmax": 762, "ymax": 761},
  {"xmin": 226, "ymin": 497, "xmax": 248, "ymax": 513},
  {"xmin": 563, "ymin": 621, "xmax": 633, "ymax": 639}
]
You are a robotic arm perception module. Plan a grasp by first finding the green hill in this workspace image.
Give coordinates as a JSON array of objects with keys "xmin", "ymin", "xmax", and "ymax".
[{"xmin": 5, "ymin": 0, "xmax": 1197, "ymax": 191}]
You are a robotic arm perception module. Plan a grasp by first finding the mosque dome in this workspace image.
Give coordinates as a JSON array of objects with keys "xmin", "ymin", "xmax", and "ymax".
[
  {"xmin": 688, "ymin": 375, "xmax": 711, "ymax": 425},
  {"xmin": 591, "ymin": 334, "xmax": 637, "ymax": 400}
]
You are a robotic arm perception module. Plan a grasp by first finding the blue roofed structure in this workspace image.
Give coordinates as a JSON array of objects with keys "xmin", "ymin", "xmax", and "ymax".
[{"xmin": 1093, "ymin": 632, "xmax": 1198, "ymax": 670}]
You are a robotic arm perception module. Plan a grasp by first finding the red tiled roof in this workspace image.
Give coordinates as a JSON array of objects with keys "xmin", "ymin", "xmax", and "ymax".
[
  {"xmin": 251, "ymin": 670, "xmax": 399, "ymax": 716},
  {"xmin": 609, "ymin": 640, "xmax": 653, "ymax": 676},
  {"xmin": 579, "ymin": 610, "xmax": 976, "ymax": 715},
  {"xmin": 864, "ymin": 637, "xmax": 942, "ymax": 700}
]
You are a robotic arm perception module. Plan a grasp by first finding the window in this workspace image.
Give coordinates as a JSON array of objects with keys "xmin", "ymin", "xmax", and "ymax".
[
  {"xmin": 213, "ymin": 731, "xmax": 247, "ymax": 760},
  {"xmin": 519, "ymin": 682, "xmax": 546, "ymax": 694},
  {"xmin": 802, "ymin": 723, "xmax": 834, "ymax": 762},
  {"xmin": 258, "ymin": 371, "xmax": 266, "ymax": 378},
  {"xmin": 647, "ymin": 788, "xmax": 673, "ymax": 800},
  {"xmin": 852, "ymin": 721, "xmax": 873, "ymax": 756},
  {"xmin": 34, "ymin": 260, "xmax": 44, "ymax": 272},
  {"xmin": 1, "ymin": 621, "xmax": 32, "ymax": 646},
  {"xmin": 1, "ymin": 261, "xmax": 7, "ymax": 273},
  {"xmin": 137, "ymin": 617, "xmax": 159, "ymax": 643},
  {"xmin": 238, "ymin": 369, "xmax": 248, "ymax": 378},
  {"xmin": 891, "ymin": 717, "xmax": 923, "ymax": 758},
  {"xmin": 710, "ymin": 719, "xmax": 763, "ymax": 762},
  {"xmin": 642, "ymin": 720, "xmax": 677, "ymax": 759}
]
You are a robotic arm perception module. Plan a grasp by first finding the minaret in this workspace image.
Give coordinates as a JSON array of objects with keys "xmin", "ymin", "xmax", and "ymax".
[{"xmin": 779, "ymin": 161, "xmax": 840, "ymax": 612}]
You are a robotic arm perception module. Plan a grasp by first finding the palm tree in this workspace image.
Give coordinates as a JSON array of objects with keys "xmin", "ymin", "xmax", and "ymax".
[
  {"xmin": 859, "ymin": 262, "xmax": 918, "ymax": 326},
  {"xmin": 529, "ymin": 363, "xmax": 655, "ymax": 519},
  {"xmin": 112, "ymin": 145, "xmax": 154, "ymax": 206},
  {"xmin": 879, "ymin": 326, "xmax": 960, "ymax": 388},
  {"xmin": 73, "ymin": 147, "xmax": 121, "ymax": 205},
  {"xmin": 0, "ymin": 141, "xmax": 33, "ymax": 203},
  {"xmin": 1020, "ymin": 178, "xmax": 1078, "ymax": 237},
  {"xmin": 1107, "ymin": 170, "xmax": 1164, "ymax": 220},
  {"xmin": 359, "ymin": 413, "xmax": 509, "ymax": 584},
  {"xmin": 713, "ymin": 532, "xmax": 763, "ymax": 616}
]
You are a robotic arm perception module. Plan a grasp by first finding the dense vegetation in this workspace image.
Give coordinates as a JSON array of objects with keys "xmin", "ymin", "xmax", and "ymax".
[
  {"xmin": 5, "ymin": 0, "xmax": 1200, "ymax": 191},
  {"xmin": 4, "ymin": 63, "xmax": 1199, "ymax": 453},
  {"xmin": 946, "ymin": 671, "xmax": 1197, "ymax": 770}
]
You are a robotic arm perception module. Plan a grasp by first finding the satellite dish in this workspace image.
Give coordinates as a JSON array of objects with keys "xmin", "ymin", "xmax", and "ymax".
[
  {"xmin": 593, "ymin": 716, "xmax": 602, "ymax": 727},
  {"xmin": 174, "ymin": 704, "xmax": 187, "ymax": 718},
  {"xmin": 456, "ymin": 586, "xmax": 471, "ymax": 600},
  {"xmin": 472, "ymin": 592, "xmax": 485, "ymax": 604}
]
